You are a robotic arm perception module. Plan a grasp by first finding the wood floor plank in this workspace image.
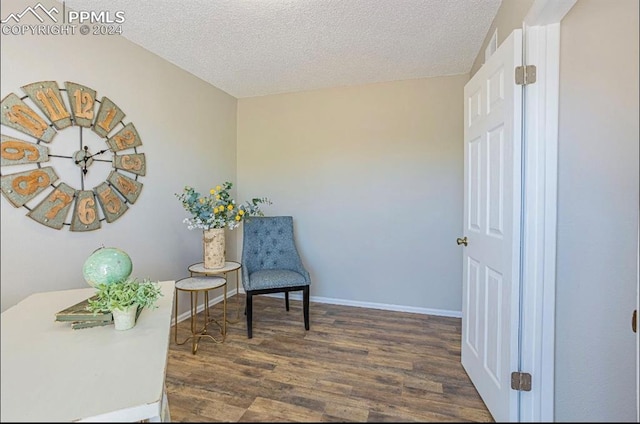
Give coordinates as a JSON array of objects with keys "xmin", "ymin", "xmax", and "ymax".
[
  {"xmin": 166, "ymin": 294, "xmax": 493, "ymax": 422},
  {"xmin": 323, "ymin": 402, "xmax": 370, "ymax": 422},
  {"xmin": 243, "ymin": 397, "xmax": 324, "ymax": 422}
]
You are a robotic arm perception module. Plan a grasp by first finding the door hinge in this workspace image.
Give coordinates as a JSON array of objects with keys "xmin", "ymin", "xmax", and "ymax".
[
  {"xmin": 511, "ymin": 371, "xmax": 532, "ymax": 391},
  {"xmin": 515, "ymin": 65, "xmax": 537, "ymax": 85}
]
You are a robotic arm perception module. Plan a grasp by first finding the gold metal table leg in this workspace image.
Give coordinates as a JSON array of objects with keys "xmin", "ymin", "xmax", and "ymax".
[
  {"xmin": 174, "ymin": 286, "xmax": 226, "ymax": 355},
  {"xmin": 189, "ymin": 266, "xmax": 241, "ymax": 325},
  {"xmin": 205, "ymin": 282, "xmax": 227, "ymax": 340}
]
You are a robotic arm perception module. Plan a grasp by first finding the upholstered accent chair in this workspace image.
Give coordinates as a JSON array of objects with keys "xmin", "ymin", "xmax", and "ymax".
[{"xmin": 241, "ymin": 216, "xmax": 311, "ymax": 338}]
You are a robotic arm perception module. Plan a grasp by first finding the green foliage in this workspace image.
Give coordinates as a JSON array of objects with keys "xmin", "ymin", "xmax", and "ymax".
[
  {"xmin": 175, "ymin": 181, "xmax": 271, "ymax": 230},
  {"xmin": 87, "ymin": 278, "xmax": 162, "ymax": 313}
]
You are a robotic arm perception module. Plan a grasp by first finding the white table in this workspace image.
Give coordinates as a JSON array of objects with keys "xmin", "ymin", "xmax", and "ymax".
[{"xmin": 1, "ymin": 280, "xmax": 175, "ymax": 422}]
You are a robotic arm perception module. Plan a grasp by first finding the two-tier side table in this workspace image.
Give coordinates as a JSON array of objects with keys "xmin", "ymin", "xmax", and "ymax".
[
  {"xmin": 188, "ymin": 261, "xmax": 242, "ymax": 323},
  {"xmin": 174, "ymin": 276, "xmax": 227, "ymax": 354}
]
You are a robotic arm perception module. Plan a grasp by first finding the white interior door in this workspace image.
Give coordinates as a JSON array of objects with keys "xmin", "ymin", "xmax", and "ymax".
[{"xmin": 461, "ymin": 29, "xmax": 523, "ymax": 422}]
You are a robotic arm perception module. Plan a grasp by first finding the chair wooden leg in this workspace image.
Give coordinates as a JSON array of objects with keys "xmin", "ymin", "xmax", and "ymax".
[
  {"xmin": 246, "ymin": 292, "xmax": 253, "ymax": 339},
  {"xmin": 285, "ymin": 291, "xmax": 290, "ymax": 311},
  {"xmin": 303, "ymin": 285, "xmax": 310, "ymax": 331}
]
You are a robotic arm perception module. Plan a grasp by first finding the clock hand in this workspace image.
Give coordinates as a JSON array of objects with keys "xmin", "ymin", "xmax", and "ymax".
[
  {"xmin": 85, "ymin": 149, "xmax": 109, "ymax": 160},
  {"xmin": 75, "ymin": 146, "xmax": 90, "ymax": 164},
  {"xmin": 79, "ymin": 164, "xmax": 87, "ymax": 189},
  {"xmin": 74, "ymin": 148, "xmax": 110, "ymax": 165}
]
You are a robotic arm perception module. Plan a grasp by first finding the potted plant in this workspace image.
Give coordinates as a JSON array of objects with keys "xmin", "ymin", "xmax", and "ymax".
[
  {"xmin": 175, "ymin": 181, "xmax": 271, "ymax": 269},
  {"xmin": 88, "ymin": 278, "xmax": 163, "ymax": 330}
]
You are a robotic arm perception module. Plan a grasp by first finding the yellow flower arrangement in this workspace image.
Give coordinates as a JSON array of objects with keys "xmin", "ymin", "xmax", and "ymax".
[{"xmin": 176, "ymin": 181, "xmax": 271, "ymax": 230}]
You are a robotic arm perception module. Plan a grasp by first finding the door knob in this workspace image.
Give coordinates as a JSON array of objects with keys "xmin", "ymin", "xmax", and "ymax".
[{"xmin": 456, "ymin": 236, "xmax": 468, "ymax": 246}]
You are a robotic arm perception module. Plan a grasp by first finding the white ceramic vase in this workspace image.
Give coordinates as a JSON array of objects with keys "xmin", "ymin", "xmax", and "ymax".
[{"xmin": 112, "ymin": 304, "xmax": 138, "ymax": 331}]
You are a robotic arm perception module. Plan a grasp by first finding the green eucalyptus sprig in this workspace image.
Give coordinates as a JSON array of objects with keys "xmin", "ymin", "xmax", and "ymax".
[{"xmin": 88, "ymin": 278, "xmax": 162, "ymax": 313}]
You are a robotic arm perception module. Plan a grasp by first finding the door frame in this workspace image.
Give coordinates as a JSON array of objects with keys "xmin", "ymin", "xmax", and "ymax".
[{"xmin": 518, "ymin": 0, "xmax": 576, "ymax": 421}]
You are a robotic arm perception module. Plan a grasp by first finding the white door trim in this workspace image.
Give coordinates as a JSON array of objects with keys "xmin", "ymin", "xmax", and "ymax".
[
  {"xmin": 524, "ymin": 0, "xmax": 576, "ymax": 26},
  {"xmin": 519, "ymin": 0, "xmax": 576, "ymax": 421},
  {"xmin": 519, "ymin": 23, "xmax": 560, "ymax": 422}
]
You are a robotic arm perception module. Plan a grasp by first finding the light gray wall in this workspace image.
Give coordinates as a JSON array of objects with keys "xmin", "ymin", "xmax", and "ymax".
[
  {"xmin": 555, "ymin": 0, "xmax": 639, "ymax": 421},
  {"xmin": 3, "ymin": 0, "xmax": 638, "ymax": 420},
  {"xmin": 237, "ymin": 75, "xmax": 467, "ymax": 314},
  {"xmin": 0, "ymin": 0, "xmax": 238, "ymax": 312},
  {"xmin": 472, "ymin": 0, "xmax": 639, "ymax": 421}
]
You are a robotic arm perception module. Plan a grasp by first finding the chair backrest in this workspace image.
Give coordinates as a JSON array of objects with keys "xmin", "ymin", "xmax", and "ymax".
[{"xmin": 241, "ymin": 216, "xmax": 305, "ymax": 275}]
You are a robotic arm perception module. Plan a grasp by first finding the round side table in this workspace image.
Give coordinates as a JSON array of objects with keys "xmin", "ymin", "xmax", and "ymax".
[
  {"xmin": 189, "ymin": 261, "xmax": 241, "ymax": 323},
  {"xmin": 174, "ymin": 276, "xmax": 227, "ymax": 354}
]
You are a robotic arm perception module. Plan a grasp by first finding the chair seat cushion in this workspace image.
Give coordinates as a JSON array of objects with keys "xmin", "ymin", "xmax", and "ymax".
[{"xmin": 247, "ymin": 269, "xmax": 308, "ymax": 290}]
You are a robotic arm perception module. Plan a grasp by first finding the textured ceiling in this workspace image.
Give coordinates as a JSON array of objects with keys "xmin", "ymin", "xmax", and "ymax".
[{"xmin": 64, "ymin": 0, "xmax": 501, "ymax": 98}]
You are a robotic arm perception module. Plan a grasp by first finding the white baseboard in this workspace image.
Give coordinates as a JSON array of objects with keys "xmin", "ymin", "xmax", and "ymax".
[
  {"xmin": 173, "ymin": 287, "xmax": 462, "ymax": 325},
  {"xmin": 262, "ymin": 291, "xmax": 462, "ymax": 318}
]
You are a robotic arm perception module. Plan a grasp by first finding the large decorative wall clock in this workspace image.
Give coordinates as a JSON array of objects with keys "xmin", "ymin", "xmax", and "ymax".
[{"xmin": 0, "ymin": 81, "xmax": 145, "ymax": 231}]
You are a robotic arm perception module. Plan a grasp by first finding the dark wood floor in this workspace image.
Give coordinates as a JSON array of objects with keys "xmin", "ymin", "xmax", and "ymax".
[{"xmin": 165, "ymin": 294, "xmax": 493, "ymax": 422}]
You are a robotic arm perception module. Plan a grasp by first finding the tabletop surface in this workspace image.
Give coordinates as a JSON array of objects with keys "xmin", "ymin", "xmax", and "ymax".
[
  {"xmin": 1, "ymin": 280, "xmax": 175, "ymax": 422},
  {"xmin": 175, "ymin": 275, "xmax": 226, "ymax": 291},
  {"xmin": 188, "ymin": 261, "xmax": 241, "ymax": 274}
]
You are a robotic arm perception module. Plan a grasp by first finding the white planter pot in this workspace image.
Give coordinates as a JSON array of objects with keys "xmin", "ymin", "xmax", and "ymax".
[{"xmin": 112, "ymin": 304, "xmax": 138, "ymax": 331}]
